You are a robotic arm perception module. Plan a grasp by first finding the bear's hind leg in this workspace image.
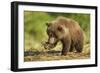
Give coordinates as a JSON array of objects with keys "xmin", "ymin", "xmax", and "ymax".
[{"xmin": 75, "ymin": 42, "xmax": 83, "ymax": 53}]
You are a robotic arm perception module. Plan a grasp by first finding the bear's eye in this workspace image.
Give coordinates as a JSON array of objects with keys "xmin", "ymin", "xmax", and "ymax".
[{"xmin": 57, "ymin": 27, "xmax": 63, "ymax": 31}]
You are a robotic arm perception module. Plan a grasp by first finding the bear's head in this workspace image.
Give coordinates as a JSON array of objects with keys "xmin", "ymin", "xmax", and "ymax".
[{"xmin": 45, "ymin": 21, "xmax": 69, "ymax": 49}]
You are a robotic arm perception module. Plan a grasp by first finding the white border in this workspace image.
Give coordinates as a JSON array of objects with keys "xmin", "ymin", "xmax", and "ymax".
[{"xmin": 18, "ymin": 5, "xmax": 96, "ymax": 68}]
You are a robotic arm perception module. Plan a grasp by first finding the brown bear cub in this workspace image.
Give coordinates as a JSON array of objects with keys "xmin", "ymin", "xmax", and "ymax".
[{"xmin": 45, "ymin": 16, "xmax": 84, "ymax": 56}]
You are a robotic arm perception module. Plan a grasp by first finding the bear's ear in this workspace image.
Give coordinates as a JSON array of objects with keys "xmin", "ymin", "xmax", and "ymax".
[
  {"xmin": 46, "ymin": 22, "xmax": 51, "ymax": 27},
  {"xmin": 57, "ymin": 26, "xmax": 63, "ymax": 31}
]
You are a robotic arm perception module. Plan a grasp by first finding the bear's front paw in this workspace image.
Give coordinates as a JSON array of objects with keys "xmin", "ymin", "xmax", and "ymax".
[{"xmin": 61, "ymin": 52, "xmax": 67, "ymax": 56}]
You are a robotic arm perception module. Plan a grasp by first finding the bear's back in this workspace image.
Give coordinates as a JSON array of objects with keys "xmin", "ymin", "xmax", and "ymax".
[
  {"xmin": 56, "ymin": 16, "xmax": 80, "ymax": 29},
  {"xmin": 56, "ymin": 16, "xmax": 83, "ymax": 40}
]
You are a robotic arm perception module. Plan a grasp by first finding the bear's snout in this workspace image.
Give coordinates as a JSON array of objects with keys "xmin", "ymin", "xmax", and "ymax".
[{"xmin": 48, "ymin": 37, "xmax": 56, "ymax": 44}]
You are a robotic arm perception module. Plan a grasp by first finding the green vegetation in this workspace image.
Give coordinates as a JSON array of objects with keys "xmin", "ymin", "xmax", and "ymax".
[{"xmin": 24, "ymin": 11, "xmax": 90, "ymax": 61}]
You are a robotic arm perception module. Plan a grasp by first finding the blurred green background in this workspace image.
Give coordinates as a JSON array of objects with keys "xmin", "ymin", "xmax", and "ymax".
[{"xmin": 24, "ymin": 11, "xmax": 90, "ymax": 51}]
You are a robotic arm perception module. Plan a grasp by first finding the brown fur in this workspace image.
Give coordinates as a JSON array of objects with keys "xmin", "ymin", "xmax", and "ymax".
[{"xmin": 46, "ymin": 16, "xmax": 84, "ymax": 56}]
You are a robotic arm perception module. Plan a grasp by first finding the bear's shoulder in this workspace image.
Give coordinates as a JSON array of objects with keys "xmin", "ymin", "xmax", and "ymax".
[
  {"xmin": 56, "ymin": 16, "xmax": 77, "ymax": 23},
  {"xmin": 57, "ymin": 16, "xmax": 70, "ymax": 21},
  {"xmin": 56, "ymin": 16, "xmax": 78, "ymax": 25}
]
